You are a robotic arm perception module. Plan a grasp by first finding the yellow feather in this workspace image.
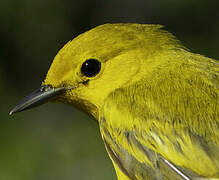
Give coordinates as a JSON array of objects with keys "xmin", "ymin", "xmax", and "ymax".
[
  {"xmin": 45, "ymin": 24, "xmax": 219, "ymax": 179},
  {"xmin": 12, "ymin": 24, "xmax": 219, "ymax": 180}
]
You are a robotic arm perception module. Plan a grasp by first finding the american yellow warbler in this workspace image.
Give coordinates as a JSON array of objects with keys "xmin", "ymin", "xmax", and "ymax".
[{"xmin": 10, "ymin": 24, "xmax": 219, "ymax": 180}]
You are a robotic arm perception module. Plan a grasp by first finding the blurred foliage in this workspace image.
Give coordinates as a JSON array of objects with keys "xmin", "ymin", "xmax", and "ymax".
[{"xmin": 0, "ymin": 0, "xmax": 218, "ymax": 179}]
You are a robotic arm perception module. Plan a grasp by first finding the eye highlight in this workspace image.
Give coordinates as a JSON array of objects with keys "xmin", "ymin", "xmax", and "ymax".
[{"xmin": 81, "ymin": 59, "xmax": 101, "ymax": 77}]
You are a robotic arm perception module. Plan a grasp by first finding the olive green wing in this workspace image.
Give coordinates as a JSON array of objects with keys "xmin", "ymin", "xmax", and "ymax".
[
  {"xmin": 100, "ymin": 104, "xmax": 219, "ymax": 180},
  {"xmin": 100, "ymin": 100, "xmax": 219, "ymax": 180},
  {"xmin": 99, "ymin": 55, "xmax": 219, "ymax": 180},
  {"xmin": 100, "ymin": 115, "xmax": 193, "ymax": 180}
]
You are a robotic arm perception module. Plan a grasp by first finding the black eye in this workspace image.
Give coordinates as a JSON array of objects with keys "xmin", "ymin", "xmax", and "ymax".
[{"xmin": 81, "ymin": 59, "xmax": 101, "ymax": 77}]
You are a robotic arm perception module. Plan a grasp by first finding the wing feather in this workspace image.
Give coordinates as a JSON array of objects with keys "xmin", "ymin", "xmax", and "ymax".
[{"xmin": 99, "ymin": 53, "xmax": 219, "ymax": 179}]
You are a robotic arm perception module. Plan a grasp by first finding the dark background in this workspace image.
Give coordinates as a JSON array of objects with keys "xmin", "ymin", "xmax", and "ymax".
[{"xmin": 1, "ymin": 0, "xmax": 219, "ymax": 179}]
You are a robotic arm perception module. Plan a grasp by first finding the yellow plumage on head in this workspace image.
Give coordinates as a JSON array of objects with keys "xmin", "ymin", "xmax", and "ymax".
[{"xmin": 10, "ymin": 24, "xmax": 219, "ymax": 180}]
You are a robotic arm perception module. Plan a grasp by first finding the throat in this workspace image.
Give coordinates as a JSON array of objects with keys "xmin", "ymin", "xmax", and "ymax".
[{"xmin": 59, "ymin": 96, "xmax": 99, "ymax": 120}]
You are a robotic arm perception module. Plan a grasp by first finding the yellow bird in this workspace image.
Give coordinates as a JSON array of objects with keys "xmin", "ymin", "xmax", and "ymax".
[{"xmin": 10, "ymin": 24, "xmax": 219, "ymax": 180}]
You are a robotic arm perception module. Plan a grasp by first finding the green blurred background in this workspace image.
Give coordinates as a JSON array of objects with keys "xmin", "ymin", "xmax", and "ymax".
[{"xmin": 1, "ymin": 0, "xmax": 219, "ymax": 179}]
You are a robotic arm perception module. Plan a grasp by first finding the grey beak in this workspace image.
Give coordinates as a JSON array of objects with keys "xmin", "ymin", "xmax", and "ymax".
[{"xmin": 9, "ymin": 85, "xmax": 66, "ymax": 115}]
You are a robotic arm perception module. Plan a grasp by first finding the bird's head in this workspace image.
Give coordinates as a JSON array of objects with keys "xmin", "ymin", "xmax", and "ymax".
[{"xmin": 10, "ymin": 23, "xmax": 180, "ymax": 120}]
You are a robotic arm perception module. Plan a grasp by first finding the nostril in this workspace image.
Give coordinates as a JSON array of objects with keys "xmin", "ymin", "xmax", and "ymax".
[{"xmin": 40, "ymin": 85, "xmax": 52, "ymax": 92}]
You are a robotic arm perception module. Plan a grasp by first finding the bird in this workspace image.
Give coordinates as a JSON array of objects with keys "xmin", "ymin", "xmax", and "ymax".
[{"xmin": 10, "ymin": 23, "xmax": 219, "ymax": 180}]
